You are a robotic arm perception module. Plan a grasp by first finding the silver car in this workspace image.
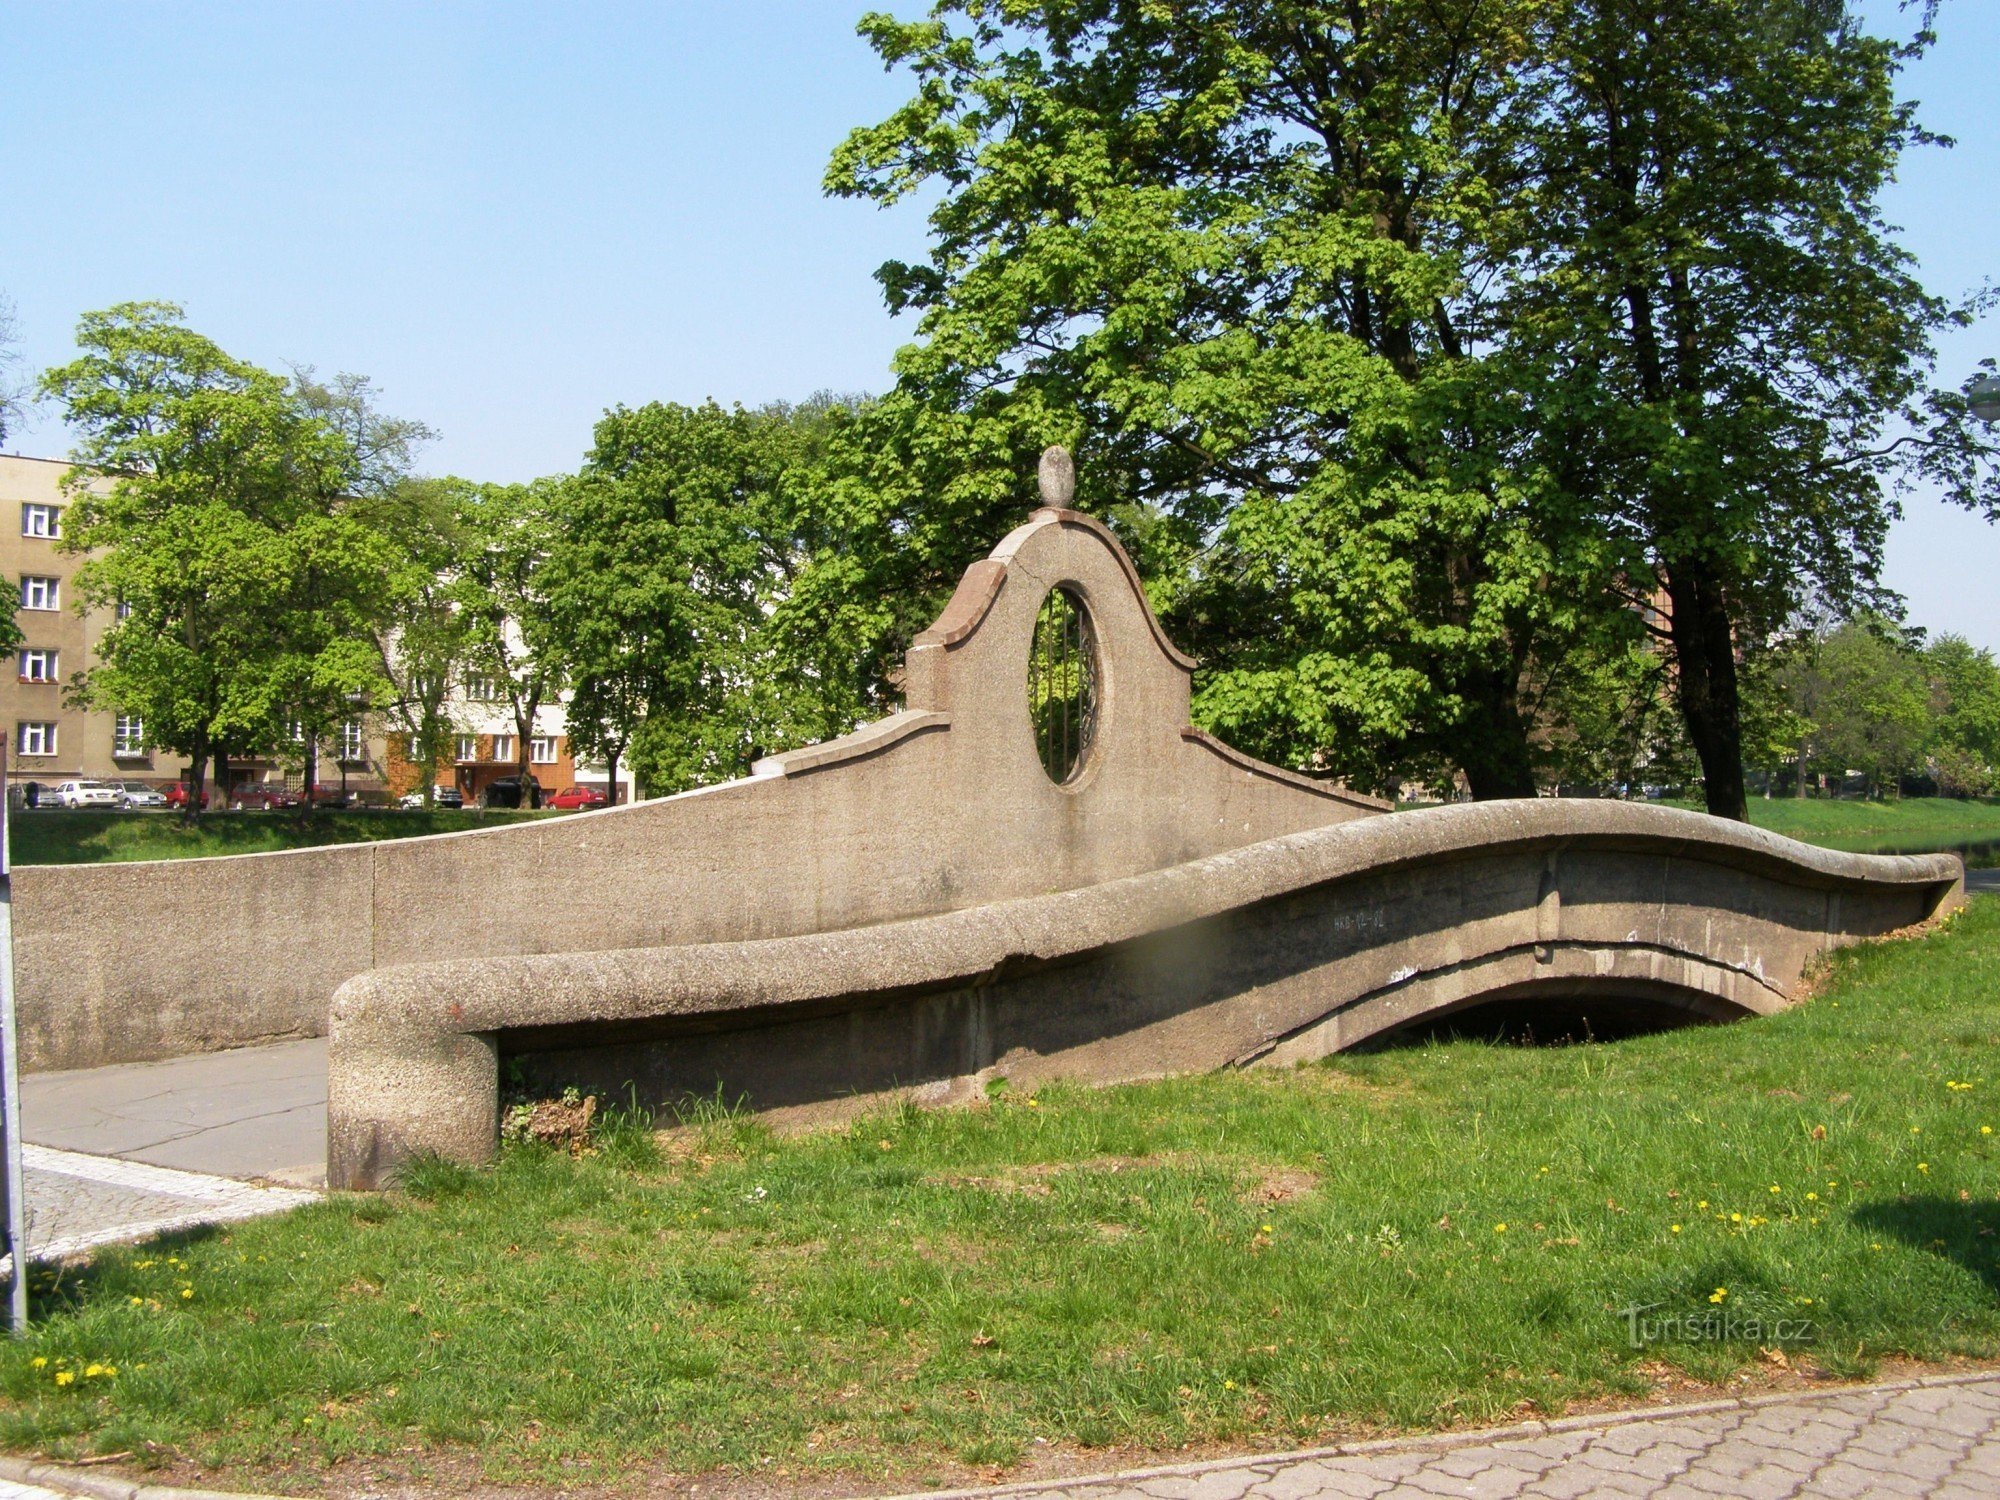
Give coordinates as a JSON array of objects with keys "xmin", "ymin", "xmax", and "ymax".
[
  {"xmin": 56, "ymin": 779, "xmax": 123, "ymax": 809},
  {"xmin": 119, "ymin": 780, "xmax": 168, "ymax": 810}
]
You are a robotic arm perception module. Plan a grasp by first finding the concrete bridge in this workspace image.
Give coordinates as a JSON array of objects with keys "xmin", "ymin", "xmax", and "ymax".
[
  {"xmin": 2, "ymin": 450, "xmax": 1960, "ymax": 1189},
  {"xmin": 319, "ymin": 455, "xmax": 1962, "ymax": 1188}
]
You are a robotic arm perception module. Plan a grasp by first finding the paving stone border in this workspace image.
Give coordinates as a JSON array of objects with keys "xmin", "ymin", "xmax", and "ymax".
[{"xmin": 2, "ymin": 1370, "xmax": 1994, "ymax": 1500}]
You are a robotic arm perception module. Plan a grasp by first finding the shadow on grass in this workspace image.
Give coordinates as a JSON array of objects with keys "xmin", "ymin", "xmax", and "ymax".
[
  {"xmin": 20, "ymin": 1221, "xmax": 230, "ymax": 1329},
  {"xmin": 1851, "ymin": 1196, "xmax": 2000, "ymax": 1297}
]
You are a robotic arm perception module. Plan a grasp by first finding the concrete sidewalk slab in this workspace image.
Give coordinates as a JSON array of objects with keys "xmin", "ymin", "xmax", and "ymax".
[
  {"xmin": 10, "ymin": 1146, "xmax": 317, "ymax": 1264},
  {"xmin": 22, "ymin": 1038, "xmax": 327, "ymax": 1188}
]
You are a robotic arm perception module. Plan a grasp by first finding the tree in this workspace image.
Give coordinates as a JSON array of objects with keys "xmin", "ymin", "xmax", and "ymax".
[
  {"xmin": 40, "ymin": 302, "xmax": 404, "ymax": 817},
  {"xmin": 1500, "ymin": 0, "xmax": 1997, "ymax": 818},
  {"xmin": 547, "ymin": 397, "xmax": 865, "ymax": 799},
  {"xmin": 453, "ymin": 479, "xmax": 565, "ymax": 801},
  {"xmin": 0, "ymin": 292, "xmax": 28, "ymax": 450},
  {"xmin": 1924, "ymin": 634, "xmax": 2000, "ymax": 796},
  {"xmin": 826, "ymin": 1, "xmax": 1996, "ymax": 814}
]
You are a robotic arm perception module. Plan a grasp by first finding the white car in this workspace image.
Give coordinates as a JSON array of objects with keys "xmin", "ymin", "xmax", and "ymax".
[{"xmin": 56, "ymin": 779, "xmax": 123, "ymax": 809}]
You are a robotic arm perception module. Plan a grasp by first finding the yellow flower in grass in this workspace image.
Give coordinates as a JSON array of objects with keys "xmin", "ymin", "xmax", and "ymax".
[
  {"xmin": 1493, "ymin": 1223, "xmax": 1508, "ymax": 1234},
  {"xmin": 181, "ymin": 1288, "xmax": 194, "ymax": 1299},
  {"xmin": 28, "ymin": 1357, "xmax": 44, "ymax": 1369},
  {"xmin": 1917, "ymin": 1163, "xmax": 1929, "ymax": 1174},
  {"xmin": 1670, "ymin": 1224, "xmax": 1682, "ymax": 1234},
  {"xmin": 1709, "ymin": 1287, "xmax": 1728, "ymax": 1304},
  {"xmin": 1982, "ymin": 1126, "xmax": 1994, "ymax": 1136},
  {"xmin": 53, "ymin": 1371, "xmax": 73, "ymax": 1387}
]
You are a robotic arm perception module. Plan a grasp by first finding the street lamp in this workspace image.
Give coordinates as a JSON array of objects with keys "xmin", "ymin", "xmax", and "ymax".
[{"xmin": 1969, "ymin": 372, "xmax": 2000, "ymax": 425}]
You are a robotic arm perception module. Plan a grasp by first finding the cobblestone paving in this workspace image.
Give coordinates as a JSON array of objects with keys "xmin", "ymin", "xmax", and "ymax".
[
  {"xmin": 933, "ymin": 1375, "xmax": 2000, "ymax": 1500},
  {"xmin": 13, "ymin": 1145, "xmax": 317, "ymax": 1264}
]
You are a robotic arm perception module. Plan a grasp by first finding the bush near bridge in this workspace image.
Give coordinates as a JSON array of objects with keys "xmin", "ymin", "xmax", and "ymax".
[{"xmin": 4, "ymin": 900, "xmax": 1998, "ymax": 1494}]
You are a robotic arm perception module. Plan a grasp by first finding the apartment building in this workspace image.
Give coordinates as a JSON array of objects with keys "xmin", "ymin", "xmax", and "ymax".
[
  {"xmin": 383, "ymin": 664, "xmax": 637, "ymax": 806},
  {"xmin": 0, "ymin": 452, "xmax": 393, "ymax": 803}
]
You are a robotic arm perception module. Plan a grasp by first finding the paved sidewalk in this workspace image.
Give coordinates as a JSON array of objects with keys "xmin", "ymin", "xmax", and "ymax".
[
  {"xmin": 22, "ymin": 1037, "xmax": 327, "ymax": 1186},
  {"xmin": 909, "ymin": 1375, "xmax": 2000, "ymax": 1500},
  {"xmin": 1966, "ymin": 867, "xmax": 1999, "ymax": 894},
  {"xmin": 15, "ymin": 1038, "xmax": 326, "ymax": 1262},
  {"xmin": 13, "ymin": 1146, "xmax": 316, "ymax": 1263}
]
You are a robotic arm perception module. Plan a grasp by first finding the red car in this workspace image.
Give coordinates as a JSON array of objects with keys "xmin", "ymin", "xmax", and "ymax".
[
  {"xmin": 162, "ymin": 781, "xmax": 209, "ymax": 810},
  {"xmin": 546, "ymin": 785, "xmax": 610, "ymax": 811},
  {"xmin": 230, "ymin": 784, "xmax": 302, "ymax": 811}
]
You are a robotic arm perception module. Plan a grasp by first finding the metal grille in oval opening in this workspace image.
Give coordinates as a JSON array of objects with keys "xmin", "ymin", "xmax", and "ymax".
[{"xmin": 1028, "ymin": 586, "xmax": 1099, "ymax": 785}]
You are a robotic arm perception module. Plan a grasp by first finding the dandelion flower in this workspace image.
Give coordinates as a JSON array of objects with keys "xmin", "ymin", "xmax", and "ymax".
[
  {"xmin": 1983, "ymin": 1127, "xmax": 1993, "ymax": 1136},
  {"xmin": 181, "ymin": 1288, "xmax": 194, "ymax": 1299},
  {"xmin": 29, "ymin": 1357, "xmax": 44, "ymax": 1369},
  {"xmin": 1709, "ymin": 1288, "xmax": 1728, "ymax": 1304},
  {"xmin": 1806, "ymin": 1192, "xmax": 1818, "ymax": 1201},
  {"xmin": 1917, "ymin": 1162, "xmax": 1929, "ymax": 1173},
  {"xmin": 54, "ymin": 1371, "xmax": 73, "ymax": 1387},
  {"xmin": 1769, "ymin": 1185, "xmax": 1781, "ymax": 1194},
  {"xmin": 1670, "ymin": 1224, "xmax": 1682, "ymax": 1233},
  {"xmin": 1494, "ymin": 1223, "xmax": 1508, "ymax": 1234}
]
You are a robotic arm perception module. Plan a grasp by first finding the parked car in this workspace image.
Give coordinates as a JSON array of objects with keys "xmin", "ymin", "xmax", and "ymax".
[
  {"xmin": 56, "ymin": 779, "xmax": 123, "ymax": 809},
  {"xmin": 162, "ymin": 781, "xmax": 209, "ymax": 810},
  {"xmin": 398, "ymin": 785, "xmax": 465, "ymax": 810},
  {"xmin": 230, "ymin": 784, "xmax": 302, "ymax": 812},
  {"xmin": 118, "ymin": 781, "xmax": 167, "ymax": 811},
  {"xmin": 546, "ymin": 785, "xmax": 609, "ymax": 811},
  {"xmin": 481, "ymin": 775, "xmax": 543, "ymax": 809}
]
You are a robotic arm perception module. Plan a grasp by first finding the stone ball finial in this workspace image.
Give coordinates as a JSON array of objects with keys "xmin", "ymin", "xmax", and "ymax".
[{"xmin": 1038, "ymin": 445, "xmax": 1076, "ymax": 509}]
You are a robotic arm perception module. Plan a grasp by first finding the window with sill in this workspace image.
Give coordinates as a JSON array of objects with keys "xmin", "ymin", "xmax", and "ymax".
[
  {"xmin": 17, "ymin": 722, "xmax": 56, "ymax": 757},
  {"xmin": 19, "ymin": 648, "xmax": 57, "ymax": 683},
  {"xmin": 339, "ymin": 719, "xmax": 365, "ymax": 762},
  {"xmin": 113, "ymin": 715, "xmax": 146, "ymax": 757},
  {"xmin": 491, "ymin": 733, "xmax": 516, "ymax": 764},
  {"xmin": 20, "ymin": 576, "xmax": 58, "ymax": 611},
  {"xmin": 455, "ymin": 734, "xmax": 477, "ymax": 763},
  {"xmin": 530, "ymin": 735, "xmax": 558, "ymax": 764},
  {"xmin": 21, "ymin": 504, "xmax": 60, "ymax": 539}
]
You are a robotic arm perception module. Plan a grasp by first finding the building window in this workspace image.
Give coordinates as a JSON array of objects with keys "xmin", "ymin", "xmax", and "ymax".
[
  {"xmin": 491, "ymin": 733, "xmax": 516, "ymax": 764},
  {"xmin": 530, "ymin": 735, "xmax": 559, "ymax": 764},
  {"xmin": 455, "ymin": 734, "xmax": 477, "ymax": 763},
  {"xmin": 19, "ymin": 649, "xmax": 57, "ymax": 683},
  {"xmin": 463, "ymin": 673, "xmax": 503, "ymax": 701},
  {"xmin": 19, "ymin": 576, "xmax": 58, "ymax": 611},
  {"xmin": 17, "ymin": 722, "xmax": 56, "ymax": 757},
  {"xmin": 115, "ymin": 598, "xmax": 133, "ymax": 621},
  {"xmin": 339, "ymin": 719, "xmax": 365, "ymax": 762},
  {"xmin": 21, "ymin": 504, "xmax": 60, "ymax": 539},
  {"xmin": 113, "ymin": 715, "xmax": 146, "ymax": 756}
]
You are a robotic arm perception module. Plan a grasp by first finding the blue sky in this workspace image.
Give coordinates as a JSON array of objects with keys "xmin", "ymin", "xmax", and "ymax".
[{"xmin": 2, "ymin": 0, "xmax": 1994, "ymax": 648}]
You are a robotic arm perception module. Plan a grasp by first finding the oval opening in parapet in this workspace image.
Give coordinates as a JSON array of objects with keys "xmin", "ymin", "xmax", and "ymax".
[{"xmin": 1028, "ymin": 585, "xmax": 1099, "ymax": 786}]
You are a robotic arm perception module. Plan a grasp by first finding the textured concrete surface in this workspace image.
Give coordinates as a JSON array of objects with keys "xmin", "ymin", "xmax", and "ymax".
[
  {"xmin": 22, "ymin": 1038, "xmax": 326, "ymax": 1185},
  {"xmin": 10, "ymin": 1146, "xmax": 316, "ymax": 1265},
  {"xmin": 328, "ymin": 796, "xmax": 1963, "ymax": 1186},
  {"xmin": 17, "ymin": 504, "xmax": 1380, "ymax": 1075},
  {"xmin": 889, "ymin": 1375, "xmax": 2000, "ymax": 1500}
]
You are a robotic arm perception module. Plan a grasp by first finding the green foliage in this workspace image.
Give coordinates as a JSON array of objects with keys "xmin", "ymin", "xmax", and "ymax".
[
  {"xmin": 37, "ymin": 303, "xmax": 418, "ymax": 806},
  {"xmin": 1751, "ymin": 615, "xmax": 2000, "ymax": 798},
  {"xmin": 449, "ymin": 478, "xmax": 566, "ymax": 787},
  {"xmin": 814, "ymin": 0, "xmax": 1997, "ymax": 812},
  {"xmin": 545, "ymin": 396, "xmax": 869, "ymax": 796},
  {"xmin": 8, "ymin": 808, "xmax": 552, "ymax": 866}
]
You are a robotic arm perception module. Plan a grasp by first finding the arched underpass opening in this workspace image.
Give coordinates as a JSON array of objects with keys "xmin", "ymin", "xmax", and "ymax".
[{"xmin": 1355, "ymin": 978, "xmax": 1762, "ymax": 1051}]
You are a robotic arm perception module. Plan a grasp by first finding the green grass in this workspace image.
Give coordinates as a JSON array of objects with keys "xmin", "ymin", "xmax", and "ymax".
[
  {"xmin": 1740, "ymin": 796, "xmax": 2000, "ymax": 857},
  {"xmin": 7, "ymin": 903, "xmax": 2000, "ymax": 1491},
  {"xmin": 9, "ymin": 808, "xmax": 557, "ymax": 866}
]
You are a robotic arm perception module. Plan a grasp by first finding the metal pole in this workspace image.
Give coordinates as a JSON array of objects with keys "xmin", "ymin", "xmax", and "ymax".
[{"xmin": 0, "ymin": 741, "xmax": 27, "ymax": 1331}]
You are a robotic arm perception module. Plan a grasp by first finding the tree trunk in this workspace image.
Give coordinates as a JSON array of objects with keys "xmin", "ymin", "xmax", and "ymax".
[
  {"xmin": 1455, "ymin": 666, "xmax": 1539, "ymax": 800},
  {"xmin": 212, "ymin": 746, "xmax": 228, "ymax": 816},
  {"xmin": 185, "ymin": 737, "xmax": 209, "ymax": 826},
  {"xmin": 1665, "ymin": 566, "xmax": 1749, "ymax": 821},
  {"xmin": 606, "ymin": 743, "xmax": 622, "ymax": 807}
]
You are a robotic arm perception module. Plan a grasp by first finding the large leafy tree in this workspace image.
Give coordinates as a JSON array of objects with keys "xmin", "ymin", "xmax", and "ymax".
[
  {"xmin": 825, "ymin": 0, "xmax": 1996, "ymax": 811},
  {"xmin": 824, "ymin": 0, "xmax": 1625, "ymax": 798},
  {"xmin": 1502, "ymin": 0, "xmax": 1998, "ymax": 818},
  {"xmin": 452, "ymin": 479, "xmax": 566, "ymax": 797},
  {"xmin": 41, "ymin": 303, "xmax": 402, "ymax": 816},
  {"xmin": 548, "ymin": 397, "xmax": 864, "ymax": 798}
]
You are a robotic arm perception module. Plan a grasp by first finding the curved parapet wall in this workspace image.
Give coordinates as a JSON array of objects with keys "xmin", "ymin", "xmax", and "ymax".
[
  {"xmin": 15, "ymin": 505, "xmax": 1380, "ymax": 1073},
  {"xmin": 329, "ymin": 800, "xmax": 1963, "ymax": 1188}
]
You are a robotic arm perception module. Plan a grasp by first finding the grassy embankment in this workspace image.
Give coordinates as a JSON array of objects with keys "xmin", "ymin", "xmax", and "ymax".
[
  {"xmin": 8, "ymin": 808, "xmax": 555, "ymax": 866},
  {"xmin": 14, "ymin": 795, "xmax": 2000, "ymax": 867},
  {"xmin": 1740, "ymin": 795, "xmax": 2000, "ymax": 857},
  {"xmin": 4, "ymin": 900, "xmax": 1996, "ymax": 1490}
]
